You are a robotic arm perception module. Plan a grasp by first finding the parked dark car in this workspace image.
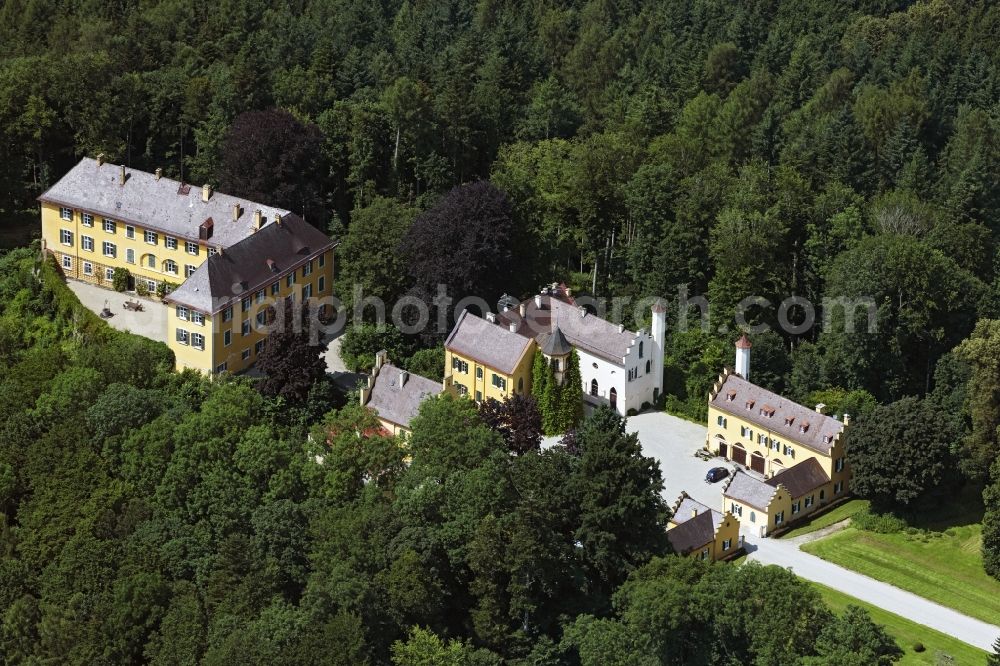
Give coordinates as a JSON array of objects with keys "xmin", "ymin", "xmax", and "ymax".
[{"xmin": 705, "ymin": 467, "xmax": 729, "ymax": 483}]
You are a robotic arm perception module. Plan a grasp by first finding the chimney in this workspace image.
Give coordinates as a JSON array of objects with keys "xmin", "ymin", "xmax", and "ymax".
[
  {"xmin": 618, "ymin": 323, "xmax": 625, "ymax": 333},
  {"xmin": 735, "ymin": 334, "xmax": 752, "ymax": 381},
  {"xmin": 275, "ymin": 213, "xmax": 282, "ymax": 226},
  {"xmin": 119, "ymin": 165, "xmax": 126, "ymax": 185},
  {"xmin": 486, "ymin": 312, "xmax": 497, "ymax": 324},
  {"xmin": 566, "ymin": 287, "xmax": 572, "ymax": 298},
  {"xmin": 217, "ymin": 246, "xmax": 223, "ymax": 256},
  {"xmin": 254, "ymin": 209, "xmax": 262, "ymax": 229},
  {"xmin": 399, "ymin": 371, "xmax": 409, "ymax": 387},
  {"xmin": 97, "ymin": 153, "xmax": 105, "ymax": 166},
  {"xmin": 815, "ymin": 403, "xmax": 827, "ymax": 414},
  {"xmin": 534, "ymin": 294, "xmax": 542, "ymax": 309},
  {"xmin": 155, "ymin": 167, "xmax": 162, "ymax": 180},
  {"xmin": 519, "ymin": 303, "xmax": 526, "ymax": 317},
  {"xmin": 843, "ymin": 413, "xmax": 851, "ymax": 427},
  {"xmin": 509, "ymin": 322, "xmax": 518, "ymax": 333},
  {"xmin": 359, "ymin": 375, "xmax": 373, "ymax": 406},
  {"xmin": 691, "ymin": 509, "xmax": 698, "ymax": 519},
  {"xmin": 374, "ymin": 349, "xmax": 387, "ymax": 372},
  {"xmin": 202, "ymin": 183, "xmax": 212, "ymax": 202},
  {"xmin": 579, "ymin": 306, "xmax": 587, "ymax": 318},
  {"xmin": 232, "ymin": 203, "xmax": 241, "ymax": 221}
]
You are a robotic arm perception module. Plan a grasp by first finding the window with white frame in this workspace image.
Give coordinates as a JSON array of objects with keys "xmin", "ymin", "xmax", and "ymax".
[
  {"xmin": 255, "ymin": 289, "xmax": 265, "ymax": 304},
  {"xmin": 125, "ymin": 225, "xmax": 135, "ymax": 239},
  {"xmin": 192, "ymin": 333, "xmax": 205, "ymax": 349},
  {"xmin": 82, "ymin": 213, "xmax": 94, "ymax": 227},
  {"xmin": 105, "ymin": 268, "xmax": 115, "ymax": 281},
  {"xmin": 102, "ymin": 241, "xmax": 116, "ymax": 257},
  {"xmin": 716, "ymin": 415, "xmax": 727, "ymax": 427},
  {"xmin": 255, "ymin": 339, "xmax": 265, "ymax": 354},
  {"xmin": 81, "ymin": 236, "xmax": 94, "ymax": 252},
  {"xmin": 270, "ymin": 282, "xmax": 280, "ymax": 296},
  {"xmin": 286, "ymin": 273, "xmax": 294, "ymax": 287},
  {"xmin": 192, "ymin": 312, "xmax": 204, "ymax": 325},
  {"xmin": 318, "ymin": 275, "xmax": 325, "ymax": 292},
  {"xmin": 145, "ymin": 279, "xmax": 156, "ymax": 292},
  {"xmin": 83, "ymin": 261, "xmax": 93, "ymax": 276},
  {"xmin": 224, "ymin": 330, "xmax": 231, "ymax": 346},
  {"xmin": 792, "ymin": 501, "xmax": 800, "ymax": 514},
  {"xmin": 60, "ymin": 207, "xmax": 72, "ymax": 221},
  {"xmin": 805, "ymin": 495, "xmax": 814, "ymax": 508},
  {"xmin": 491, "ymin": 373, "xmax": 507, "ymax": 391},
  {"xmin": 255, "ymin": 311, "xmax": 266, "ymax": 326},
  {"xmin": 208, "ymin": 247, "xmax": 217, "ymax": 257},
  {"xmin": 60, "ymin": 229, "xmax": 73, "ymax": 246},
  {"xmin": 723, "ymin": 539, "xmax": 732, "ymax": 551},
  {"xmin": 303, "ymin": 283, "xmax": 313, "ymax": 298},
  {"xmin": 242, "ymin": 320, "xmax": 251, "ymax": 336},
  {"xmin": 303, "ymin": 260, "xmax": 313, "ymax": 277},
  {"xmin": 176, "ymin": 329, "xmax": 190, "ymax": 345},
  {"xmin": 61, "ymin": 255, "xmax": 72, "ymax": 270},
  {"xmin": 185, "ymin": 264, "xmax": 196, "ymax": 278},
  {"xmin": 147, "ymin": 254, "xmax": 156, "ymax": 269},
  {"xmin": 103, "ymin": 219, "xmax": 116, "ymax": 233},
  {"xmin": 165, "ymin": 236, "xmax": 177, "ymax": 250},
  {"xmin": 241, "ymin": 349, "xmax": 251, "ymax": 361},
  {"xmin": 222, "ymin": 307, "xmax": 233, "ymax": 322},
  {"xmin": 242, "ymin": 296, "xmax": 251, "ymax": 312},
  {"xmin": 774, "ymin": 511, "xmax": 784, "ymax": 526},
  {"xmin": 318, "ymin": 252, "xmax": 325, "ymax": 268},
  {"xmin": 177, "ymin": 306, "xmax": 189, "ymax": 321},
  {"xmin": 835, "ymin": 457, "xmax": 845, "ymax": 472},
  {"xmin": 215, "ymin": 362, "xmax": 227, "ymax": 373},
  {"xmin": 700, "ymin": 549, "xmax": 709, "ymax": 560},
  {"xmin": 184, "ymin": 241, "xmax": 197, "ymax": 255},
  {"xmin": 144, "ymin": 230, "xmax": 158, "ymax": 245},
  {"xmin": 164, "ymin": 259, "xmax": 178, "ymax": 275},
  {"xmin": 126, "ymin": 248, "xmax": 135, "ymax": 264}
]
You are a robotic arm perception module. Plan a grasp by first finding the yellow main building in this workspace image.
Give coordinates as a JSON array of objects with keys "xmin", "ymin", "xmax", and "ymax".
[{"xmin": 39, "ymin": 156, "xmax": 335, "ymax": 375}]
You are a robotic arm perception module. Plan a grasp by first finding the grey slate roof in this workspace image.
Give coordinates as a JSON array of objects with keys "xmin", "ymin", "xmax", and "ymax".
[
  {"xmin": 672, "ymin": 495, "xmax": 724, "ymax": 531},
  {"xmin": 666, "ymin": 509, "xmax": 716, "ymax": 555},
  {"xmin": 766, "ymin": 457, "xmax": 830, "ymax": 498},
  {"xmin": 711, "ymin": 373, "xmax": 844, "ymax": 454},
  {"xmin": 498, "ymin": 294, "xmax": 636, "ymax": 364},
  {"xmin": 539, "ymin": 325, "xmax": 573, "ymax": 356},
  {"xmin": 445, "ymin": 309, "xmax": 533, "ymax": 375},
  {"xmin": 723, "ymin": 470, "xmax": 778, "ymax": 511},
  {"xmin": 39, "ymin": 158, "xmax": 289, "ymax": 249},
  {"xmin": 165, "ymin": 213, "xmax": 335, "ymax": 313},
  {"xmin": 367, "ymin": 363, "xmax": 442, "ymax": 429}
]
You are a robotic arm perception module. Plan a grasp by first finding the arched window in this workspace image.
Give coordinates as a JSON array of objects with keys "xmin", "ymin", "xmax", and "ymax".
[
  {"xmin": 645, "ymin": 360, "xmax": 651, "ymax": 373},
  {"xmin": 164, "ymin": 259, "xmax": 178, "ymax": 275},
  {"xmin": 639, "ymin": 341, "xmax": 644, "ymax": 358},
  {"xmin": 590, "ymin": 379, "xmax": 598, "ymax": 396},
  {"xmin": 609, "ymin": 387, "xmax": 617, "ymax": 408}
]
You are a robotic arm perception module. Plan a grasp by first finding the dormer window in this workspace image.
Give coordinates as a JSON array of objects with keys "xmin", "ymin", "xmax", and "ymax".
[
  {"xmin": 784, "ymin": 416, "xmax": 794, "ymax": 426},
  {"xmin": 745, "ymin": 400, "xmax": 755, "ymax": 410},
  {"xmin": 760, "ymin": 405, "xmax": 775, "ymax": 417},
  {"xmin": 822, "ymin": 434, "xmax": 832, "ymax": 445},
  {"xmin": 726, "ymin": 390, "xmax": 736, "ymax": 402},
  {"xmin": 799, "ymin": 421, "xmax": 810, "ymax": 433}
]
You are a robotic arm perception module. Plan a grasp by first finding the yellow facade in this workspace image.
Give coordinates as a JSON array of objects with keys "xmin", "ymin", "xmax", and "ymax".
[
  {"xmin": 42, "ymin": 202, "xmax": 211, "ymax": 292},
  {"xmin": 666, "ymin": 511, "xmax": 742, "ymax": 562},
  {"xmin": 167, "ymin": 249, "xmax": 334, "ymax": 374},
  {"xmin": 444, "ymin": 345, "xmax": 534, "ymax": 403},
  {"xmin": 706, "ymin": 403, "xmax": 851, "ymax": 494}
]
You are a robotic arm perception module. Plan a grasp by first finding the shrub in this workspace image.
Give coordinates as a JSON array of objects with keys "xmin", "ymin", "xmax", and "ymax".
[
  {"xmin": 852, "ymin": 508, "xmax": 907, "ymax": 534},
  {"xmin": 135, "ymin": 281, "xmax": 150, "ymax": 297},
  {"xmin": 112, "ymin": 267, "xmax": 130, "ymax": 292},
  {"xmin": 912, "ymin": 642, "xmax": 924, "ymax": 653},
  {"xmin": 157, "ymin": 281, "xmax": 177, "ymax": 298}
]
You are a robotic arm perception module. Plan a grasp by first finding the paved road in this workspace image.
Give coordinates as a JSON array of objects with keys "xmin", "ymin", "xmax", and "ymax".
[{"xmin": 748, "ymin": 531, "xmax": 1000, "ymax": 652}]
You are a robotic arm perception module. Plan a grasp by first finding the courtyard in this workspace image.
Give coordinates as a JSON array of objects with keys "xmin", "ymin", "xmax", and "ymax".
[{"xmin": 67, "ymin": 279, "xmax": 169, "ymax": 343}]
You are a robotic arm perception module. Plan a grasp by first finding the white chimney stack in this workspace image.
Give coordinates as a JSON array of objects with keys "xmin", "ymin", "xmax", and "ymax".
[
  {"xmin": 509, "ymin": 322, "xmax": 518, "ymax": 333},
  {"xmin": 735, "ymin": 334, "xmax": 752, "ymax": 381},
  {"xmin": 202, "ymin": 183, "xmax": 212, "ymax": 202},
  {"xmin": 534, "ymin": 294, "xmax": 542, "ymax": 309},
  {"xmin": 843, "ymin": 413, "xmax": 851, "ymax": 427},
  {"xmin": 519, "ymin": 302, "xmax": 526, "ymax": 317},
  {"xmin": 155, "ymin": 167, "xmax": 162, "ymax": 180},
  {"xmin": 399, "ymin": 370, "xmax": 409, "ymax": 387}
]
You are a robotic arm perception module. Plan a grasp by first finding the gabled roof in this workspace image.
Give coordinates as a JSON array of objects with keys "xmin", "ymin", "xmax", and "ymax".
[
  {"xmin": 39, "ymin": 157, "xmax": 289, "ymax": 249},
  {"xmin": 671, "ymin": 493, "xmax": 724, "ymax": 531},
  {"xmin": 766, "ymin": 457, "xmax": 830, "ymax": 498},
  {"xmin": 165, "ymin": 213, "xmax": 335, "ymax": 313},
  {"xmin": 367, "ymin": 363, "xmax": 441, "ymax": 429},
  {"xmin": 498, "ymin": 293, "xmax": 637, "ymax": 364},
  {"xmin": 710, "ymin": 372, "xmax": 844, "ymax": 454},
  {"xmin": 539, "ymin": 325, "xmax": 573, "ymax": 356},
  {"xmin": 445, "ymin": 309, "xmax": 534, "ymax": 376},
  {"xmin": 723, "ymin": 470, "xmax": 778, "ymax": 511},
  {"xmin": 666, "ymin": 510, "xmax": 716, "ymax": 555}
]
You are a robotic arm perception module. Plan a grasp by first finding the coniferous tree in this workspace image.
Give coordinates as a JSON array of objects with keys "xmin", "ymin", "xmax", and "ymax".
[{"xmin": 555, "ymin": 350, "xmax": 583, "ymax": 433}]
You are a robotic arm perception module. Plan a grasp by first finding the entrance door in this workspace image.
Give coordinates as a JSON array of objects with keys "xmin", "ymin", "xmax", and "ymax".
[
  {"xmin": 732, "ymin": 446, "xmax": 746, "ymax": 466},
  {"xmin": 750, "ymin": 453, "xmax": 766, "ymax": 474},
  {"xmin": 718, "ymin": 442, "xmax": 728, "ymax": 458},
  {"xmin": 609, "ymin": 387, "xmax": 617, "ymax": 409},
  {"xmin": 126, "ymin": 274, "xmax": 135, "ymax": 291}
]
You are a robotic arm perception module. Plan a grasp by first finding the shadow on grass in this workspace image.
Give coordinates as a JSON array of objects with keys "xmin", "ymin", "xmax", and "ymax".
[{"xmin": 878, "ymin": 483, "xmax": 985, "ymax": 533}]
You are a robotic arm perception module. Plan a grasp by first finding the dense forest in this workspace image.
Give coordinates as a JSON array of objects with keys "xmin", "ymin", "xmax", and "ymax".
[{"xmin": 3, "ymin": 0, "xmax": 1000, "ymax": 662}]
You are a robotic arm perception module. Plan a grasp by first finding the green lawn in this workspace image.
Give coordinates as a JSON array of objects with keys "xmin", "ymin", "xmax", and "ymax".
[
  {"xmin": 812, "ymin": 582, "xmax": 987, "ymax": 665},
  {"xmin": 802, "ymin": 524, "xmax": 1000, "ymax": 625},
  {"xmin": 779, "ymin": 498, "xmax": 869, "ymax": 539}
]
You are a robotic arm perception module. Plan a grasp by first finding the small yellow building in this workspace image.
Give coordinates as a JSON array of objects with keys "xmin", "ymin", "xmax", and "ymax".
[
  {"xmin": 359, "ymin": 351, "xmax": 442, "ymax": 436},
  {"xmin": 38, "ymin": 156, "xmax": 335, "ymax": 375},
  {"xmin": 444, "ymin": 309, "xmax": 534, "ymax": 402},
  {"xmin": 666, "ymin": 492, "xmax": 742, "ymax": 561},
  {"xmin": 723, "ymin": 458, "xmax": 835, "ymax": 537}
]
